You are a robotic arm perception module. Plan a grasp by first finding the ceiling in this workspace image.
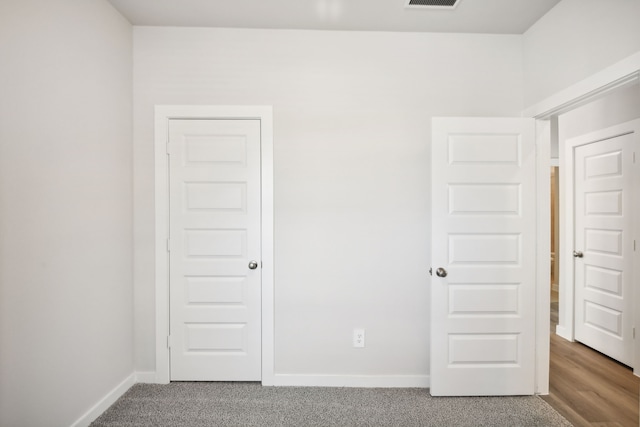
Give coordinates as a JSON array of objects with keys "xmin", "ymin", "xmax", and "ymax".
[{"xmin": 106, "ymin": 0, "xmax": 561, "ymax": 34}]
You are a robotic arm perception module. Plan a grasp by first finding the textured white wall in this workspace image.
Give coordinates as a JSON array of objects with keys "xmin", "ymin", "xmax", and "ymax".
[
  {"xmin": 133, "ymin": 27, "xmax": 524, "ymax": 379},
  {"xmin": 0, "ymin": 1, "xmax": 133, "ymax": 426},
  {"xmin": 523, "ymin": 0, "xmax": 640, "ymax": 108}
]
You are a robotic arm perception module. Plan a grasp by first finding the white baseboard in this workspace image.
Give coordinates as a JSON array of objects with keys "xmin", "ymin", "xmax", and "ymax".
[
  {"xmin": 70, "ymin": 373, "xmax": 135, "ymax": 427},
  {"xmin": 135, "ymin": 371, "xmax": 157, "ymax": 383},
  {"xmin": 132, "ymin": 370, "xmax": 428, "ymax": 388},
  {"xmin": 272, "ymin": 374, "xmax": 429, "ymax": 388}
]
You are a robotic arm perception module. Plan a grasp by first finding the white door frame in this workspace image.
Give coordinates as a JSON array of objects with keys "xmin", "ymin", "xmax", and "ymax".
[
  {"xmin": 154, "ymin": 105, "xmax": 274, "ymax": 385},
  {"xmin": 525, "ymin": 51, "xmax": 640, "ymax": 391},
  {"xmin": 534, "ymin": 120, "xmax": 551, "ymax": 395}
]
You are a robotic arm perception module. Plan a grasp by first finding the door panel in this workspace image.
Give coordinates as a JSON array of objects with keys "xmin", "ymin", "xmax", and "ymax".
[
  {"xmin": 573, "ymin": 124, "xmax": 636, "ymax": 367},
  {"xmin": 431, "ymin": 117, "xmax": 536, "ymax": 396},
  {"xmin": 169, "ymin": 119, "xmax": 262, "ymax": 381}
]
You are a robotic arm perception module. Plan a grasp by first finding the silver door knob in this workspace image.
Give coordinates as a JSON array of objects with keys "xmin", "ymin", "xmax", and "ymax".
[
  {"xmin": 435, "ymin": 267, "xmax": 447, "ymax": 278},
  {"xmin": 573, "ymin": 251, "xmax": 584, "ymax": 258},
  {"xmin": 248, "ymin": 260, "xmax": 259, "ymax": 270}
]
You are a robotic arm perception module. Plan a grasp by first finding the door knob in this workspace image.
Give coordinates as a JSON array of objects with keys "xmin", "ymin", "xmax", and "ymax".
[
  {"xmin": 435, "ymin": 267, "xmax": 447, "ymax": 278},
  {"xmin": 248, "ymin": 260, "xmax": 259, "ymax": 270},
  {"xmin": 573, "ymin": 251, "xmax": 584, "ymax": 258},
  {"xmin": 429, "ymin": 268, "xmax": 432, "ymax": 276}
]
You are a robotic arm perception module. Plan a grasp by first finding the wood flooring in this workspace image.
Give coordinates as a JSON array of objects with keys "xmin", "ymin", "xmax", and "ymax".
[{"xmin": 542, "ymin": 301, "xmax": 640, "ymax": 427}]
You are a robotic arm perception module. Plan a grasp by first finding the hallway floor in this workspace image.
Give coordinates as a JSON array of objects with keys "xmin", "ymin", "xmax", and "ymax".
[{"xmin": 543, "ymin": 296, "xmax": 639, "ymax": 426}]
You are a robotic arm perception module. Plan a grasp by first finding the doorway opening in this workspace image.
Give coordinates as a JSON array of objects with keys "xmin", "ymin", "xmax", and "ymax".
[
  {"xmin": 542, "ymin": 83, "xmax": 640, "ymax": 426},
  {"xmin": 552, "ymin": 82, "xmax": 640, "ymax": 359}
]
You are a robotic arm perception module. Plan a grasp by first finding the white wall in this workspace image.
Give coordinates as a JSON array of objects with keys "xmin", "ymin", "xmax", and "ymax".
[
  {"xmin": 523, "ymin": 0, "xmax": 640, "ymax": 108},
  {"xmin": 133, "ymin": 27, "xmax": 524, "ymax": 380},
  {"xmin": 559, "ymin": 84, "xmax": 640, "ymax": 140},
  {"xmin": 549, "ymin": 83, "xmax": 640, "ymax": 158},
  {"xmin": 0, "ymin": 1, "xmax": 133, "ymax": 426}
]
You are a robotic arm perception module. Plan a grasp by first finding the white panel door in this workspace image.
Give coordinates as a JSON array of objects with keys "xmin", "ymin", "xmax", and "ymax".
[
  {"xmin": 573, "ymin": 121, "xmax": 637, "ymax": 367},
  {"xmin": 169, "ymin": 119, "xmax": 262, "ymax": 381},
  {"xmin": 431, "ymin": 117, "xmax": 536, "ymax": 396}
]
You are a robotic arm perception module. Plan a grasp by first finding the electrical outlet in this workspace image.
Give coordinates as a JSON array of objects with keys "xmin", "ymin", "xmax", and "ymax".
[{"xmin": 353, "ymin": 329, "xmax": 365, "ymax": 348}]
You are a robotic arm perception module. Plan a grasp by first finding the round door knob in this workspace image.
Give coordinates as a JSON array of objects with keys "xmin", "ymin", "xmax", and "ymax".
[
  {"xmin": 573, "ymin": 251, "xmax": 584, "ymax": 258},
  {"xmin": 436, "ymin": 267, "xmax": 447, "ymax": 278},
  {"xmin": 248, "ymin": 260, "xmax": 259, "ymax": 270}
]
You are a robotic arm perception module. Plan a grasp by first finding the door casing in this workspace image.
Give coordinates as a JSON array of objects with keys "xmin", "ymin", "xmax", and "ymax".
[
  {"xmin": 154, "ymin": 105, "xmax": 274, "ymax": 385},
  {"xmin": 526, "ymin": 53, "xmax": 640, "ymax": 382}
]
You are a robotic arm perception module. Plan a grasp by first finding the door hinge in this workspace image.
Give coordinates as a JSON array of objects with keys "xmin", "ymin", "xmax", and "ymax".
[
  {"xmin": 167, "ymin": 335, "xmax": 171, "ymax": 349},
  {"xmin": 633, "ymin": 328, "xmax": 636, "ymax": 339},
  {"xmin": 634, "ymin": 240, "xmax": 636, "ymax": 252},
  {"xmin": 167, "ymin": 238, "xmax": 171, "ymax": 252}
]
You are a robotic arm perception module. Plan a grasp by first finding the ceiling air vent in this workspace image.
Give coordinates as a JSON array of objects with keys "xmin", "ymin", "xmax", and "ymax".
[{"xmin": 405, "ymin": 0, "xmax": 461, "ymax": 9}]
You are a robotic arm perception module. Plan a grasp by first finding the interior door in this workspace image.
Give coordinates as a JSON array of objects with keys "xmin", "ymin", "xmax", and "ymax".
[
  {"xmin": 431, "ymin": 117, "xmax": 536, "ymax": 396},
  {"xmin": 572, "ymin": 120, "xmax": 638, "ymax": 367},
  {"xmin": 168, "ymin": 119, "xmax": 262, "ymax": 381}
]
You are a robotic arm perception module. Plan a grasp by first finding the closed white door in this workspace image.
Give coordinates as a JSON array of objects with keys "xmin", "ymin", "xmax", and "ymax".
[
  {"xmin": 169, "ymin": 119, "xmax": 262, "ymax": 381},
  {"xmin": 431, "ymin": 117, "xmax": 536, "ymax": 396},
  {"xmin": 573, "ymin": 120, "xmax": 638, "ymax": 367}
]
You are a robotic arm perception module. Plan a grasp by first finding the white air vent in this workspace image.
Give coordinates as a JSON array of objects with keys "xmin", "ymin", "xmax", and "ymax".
[{"xmin": 405, "ymin": 0, "xmax": 461, "ymax": 9}]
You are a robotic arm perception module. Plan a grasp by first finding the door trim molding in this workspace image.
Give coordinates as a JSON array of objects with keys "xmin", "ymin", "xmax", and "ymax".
[
  {"xmin": 525, "ymin": 51, "xmax": 640, "ymax": 120},
  {"xmin": 154, "ymin": 105, "xmax": 274, "ymax": 384},
  {"xmin": 534, "ymin": 120, "xmax": 551, "ymax": 395}
]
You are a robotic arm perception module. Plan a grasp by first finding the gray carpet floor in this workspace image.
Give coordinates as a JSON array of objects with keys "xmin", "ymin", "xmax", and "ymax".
[{"xmin": 91, "ymin": 382, "xmax": 573, "ymax": 426}]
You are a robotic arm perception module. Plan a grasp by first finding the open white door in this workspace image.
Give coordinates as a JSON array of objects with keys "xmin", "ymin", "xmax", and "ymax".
[
  {"xmin": 431, "ymin": 117, "xmax": 536, "ymax": 396},
  {"xmin": 572, "ymin": 120, "xmax": 638, "ymax": 368}
]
